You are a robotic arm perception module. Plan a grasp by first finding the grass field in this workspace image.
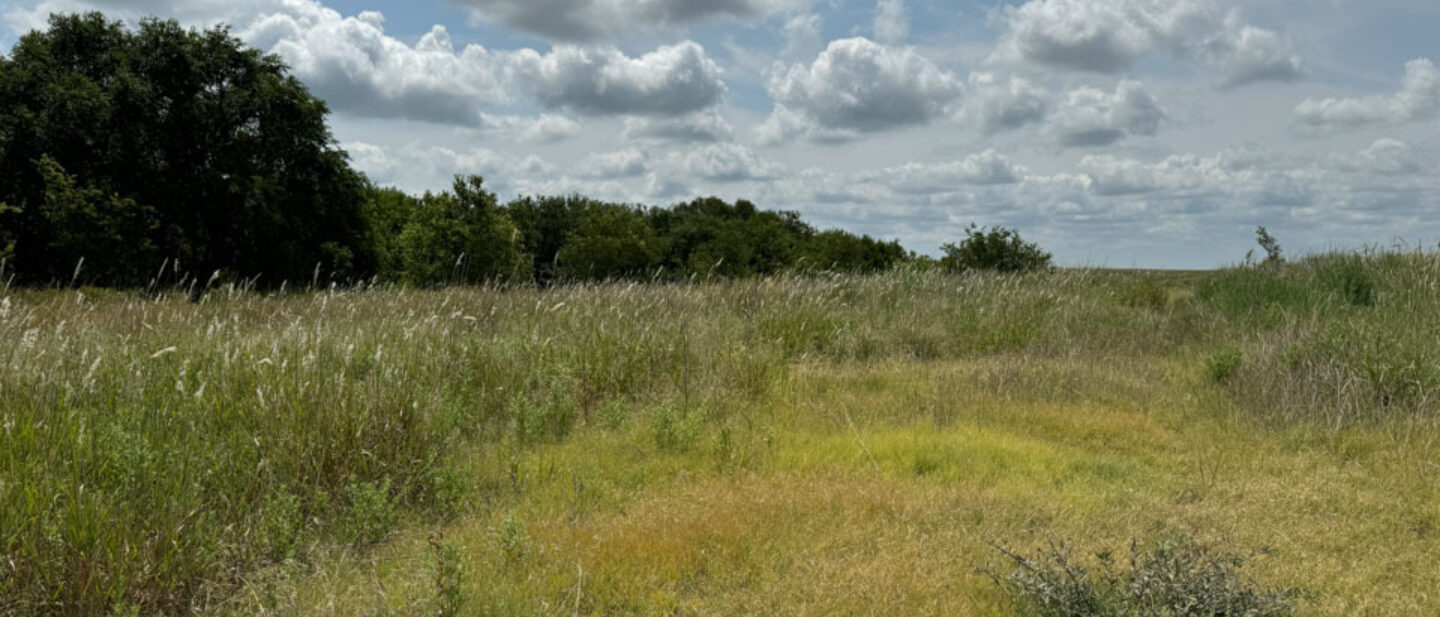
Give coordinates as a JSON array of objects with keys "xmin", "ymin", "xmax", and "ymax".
[{"xmin": 3, "ymin": 254, "xmax": 1439, "ymax": 615}]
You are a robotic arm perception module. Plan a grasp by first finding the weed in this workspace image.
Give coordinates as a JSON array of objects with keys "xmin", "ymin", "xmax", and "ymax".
[
  {"xmin": 430, "ymin": 534, "xmax": 466, "ymax": 617},
  {"xmin": 340, "ymin": 478, "xmax": 397, "ymax": 546},
  {"xmin": 652, "ymin": 400, "xmax": 701, "ymax": 452},
  {"xmin": 985, "ymin": 537, "xmax": 1301, "ymax": 617},
  {"xmin": 1206, "ymin": 347, "xmax": 1244, "ymax": 383},
  {"xmin": 495, "ymin": 514, "xmax": 528, "ymax": 563}
]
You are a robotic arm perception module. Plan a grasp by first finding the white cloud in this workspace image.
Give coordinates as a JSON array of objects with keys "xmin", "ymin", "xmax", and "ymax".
[
  {"xmin": 1003, "ymin": 0, "xmax": 1149, "ymax": 73},
  {"xmin": 580, "ymin": 148, "xmax": 650, "ymax": 178},
  {"xmin": 782, "ymin": 12, "xmax": 823, "ymax": 59},
  {"xmin": 962, "ymin": 74, "xmax": 1166, "ymax": 146},
  {"xmin": 1294, "ymin": 58, "xmax": 1440, "ymax": 130},
  {"xmin": 999, "ymin": 0, "xmax": 1301, "ymax": 87},
  {"xmin": 668, "ymin": 143, "xmax": 783, "ymax": 182},
  {"xmin": 447, "ymin": 0, "xmax": 810, "ymax": 42},
  {"xmin": 623, "ymin": 110, "xmax": 734, "ymax": 143},
  {"xmin": 239, "ymin": 9, "xmax": 510, "ymax": 125},
  {"xmin": 235, "ymin": 3, "xmax": 729, "ymax": 123},
  {"xmin": 345, "ymin": 141, "xmax": 558, "ymax": 196},
  {"xmin": 1049, "ymin": 80, "xmax": 1165, "ymax": 146},
  {"xmin": 762, "ymin": 37, "xmax": 963, "ymax": 143},
  {"xmin": 871, "ymin": 150, "xmax": 1029, "ymax": 193},
  {"xmin": 966, "ymin": 72, "xmax": 1052, "ymax": 134},
  {"xmin": 873, "ymin": 0, "xmax": 907, "ymax": 46},
  {"xmin": 479, "ymin": 113, "xmax": 582, "ymax": 143},
  {"xmin": 506, "ymin": 41, "xmax": 726, "ymax": 117}
]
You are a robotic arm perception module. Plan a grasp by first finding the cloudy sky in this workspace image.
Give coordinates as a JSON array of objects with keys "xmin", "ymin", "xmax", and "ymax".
[{"xmin": 5, "ymin": 0, "xmax": 1440, "ymax": 267}]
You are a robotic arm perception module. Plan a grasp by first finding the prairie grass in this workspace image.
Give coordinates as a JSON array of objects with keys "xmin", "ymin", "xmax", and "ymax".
[{"xmin": 2, "ymin": 253, "xmax": 1439, "ymax": 615}]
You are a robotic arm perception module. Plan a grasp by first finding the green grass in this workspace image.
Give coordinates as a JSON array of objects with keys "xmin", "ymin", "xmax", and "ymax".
[{"xmin": 3, "ymin": 253, "xmax": 1440, "ymax": 615}]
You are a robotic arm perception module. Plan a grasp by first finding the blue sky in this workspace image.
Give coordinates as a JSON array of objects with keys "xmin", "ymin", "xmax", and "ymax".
[{"xmin": 5, "ymin": 0, "xmax": 1440, "ymax": 267}]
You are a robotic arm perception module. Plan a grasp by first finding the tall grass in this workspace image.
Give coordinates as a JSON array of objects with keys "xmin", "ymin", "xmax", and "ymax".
[{"xmin": 1, "ymin": 252, "xmax": 1437, "ymax": 614}]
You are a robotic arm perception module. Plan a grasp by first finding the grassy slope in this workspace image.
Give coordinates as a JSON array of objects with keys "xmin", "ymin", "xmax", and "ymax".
[{"xmin": 3, "ymin": 256, "xmax": 1439, "ymax": 615}]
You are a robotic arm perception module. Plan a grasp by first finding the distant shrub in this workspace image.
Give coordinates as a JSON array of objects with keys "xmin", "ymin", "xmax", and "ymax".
[
  {"xmin": 941, "ymin": 225, "xmax": 1052, "ymax": 273},
  {"xmin": 1255, "ymin": 226, "xmax": 1284, "ymax": 267},
  {"xmin": 985, "ymin": 538, "xmax": 1300, "ymax": 617},
  {"xmin": 1206, "ymin": 346, "xmax": 1244, "ymax": 383}
]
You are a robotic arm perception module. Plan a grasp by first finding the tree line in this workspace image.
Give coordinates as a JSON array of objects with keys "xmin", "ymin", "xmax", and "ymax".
[{"xmin": 0, "ymin": 13, "xmax": 1046, "ymax": 290}]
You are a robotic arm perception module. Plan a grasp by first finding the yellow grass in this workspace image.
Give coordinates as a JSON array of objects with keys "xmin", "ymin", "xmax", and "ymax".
[{"xmin": 211, "ymin": 357, "xmax": 1440, "ymax": 616}]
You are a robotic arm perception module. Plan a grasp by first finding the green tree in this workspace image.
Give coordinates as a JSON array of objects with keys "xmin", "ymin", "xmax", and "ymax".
[
  {"xmin": 555, "ymin": 204, "xmax": 661, "ymax": 281},
  {"xmin": 35, "ymin": 155, "xmax": 158, "ymax": 285},
  {"xmin": 801, "ymin": 229, "xmax": 908, "ymax": 273},
  {"xmin": 0, "ymin": 13, "xmax": 374, "ymax": 286},
  {"xmin": 940, "ymin": 224, "xmax": 1052, "ymax": 273},
  {"xmin": 647, "ymin": 197, "xmax": 813, "ymax": 278},
  {"xmin": 505, "ymin": 194, "xmax": 595, "ymax": 284},
  {"xmin": 362, "ymin": 185, "xmax": 421, "ymax": 281},
  {"xmin": 398, "ymin": 176, "xmax": 529, "ymax": 286}
]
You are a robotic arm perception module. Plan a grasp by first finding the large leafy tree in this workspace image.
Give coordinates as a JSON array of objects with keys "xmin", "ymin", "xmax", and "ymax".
[{"xmin": 0, "ymin": 13, "xmax": 373, "ymax": 286}]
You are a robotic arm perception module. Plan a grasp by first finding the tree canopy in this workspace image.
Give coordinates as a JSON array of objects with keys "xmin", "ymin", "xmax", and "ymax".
[{"xmin": 0, "ymin": 12, "xmax": 372, "ymax": 286}]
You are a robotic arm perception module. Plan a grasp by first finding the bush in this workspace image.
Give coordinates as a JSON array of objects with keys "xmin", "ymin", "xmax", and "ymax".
[
  {"xmin": 1206, "ymin": 346, "xmax": 1244, "ymax": 383},
  {"xmin": 985, "ymin": 538, "xmax": 1300, "ymax": 617},
  {"xmin": 941, "ymin": 225, "xmax": 1052, "ymax": 273},
  {"xmin": 340, "ymin": 478, "xmax": 397, "ymax": 546}
]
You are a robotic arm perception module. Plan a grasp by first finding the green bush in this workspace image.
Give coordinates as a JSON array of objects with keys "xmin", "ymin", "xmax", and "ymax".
[
  {"xmin": 340, "ymin": 478, "xmax": 397, "ymax": 546},
  {"xmin": 1206, "ymin": 346, "xmax": 1244, "ymax": 383},
  {"xmin": 941, "ymin": 225, "xmax": 1052, "ymax": 273},
  {"xmin": 652, "ymin": 400, "xmax": 701, "ymax": 452},
  {"xmin": 986, "ymin": 538, "xmax": 1300, "ymax": 617}
]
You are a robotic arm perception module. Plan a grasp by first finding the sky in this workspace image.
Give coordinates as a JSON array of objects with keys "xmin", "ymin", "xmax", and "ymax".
[{"xmin": 4, "ymin": 0, "xmax": 1440, "ymax": 268}]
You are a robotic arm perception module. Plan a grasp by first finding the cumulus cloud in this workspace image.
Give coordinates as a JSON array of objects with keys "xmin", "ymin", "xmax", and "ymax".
[
  {"xmin": 871, "ymin": 150, "xmax": 1029, "ymax": 194},
  {"xmin": 873, "ymin": 0, "xmax": 907, "ymax": 45},
  {"xmin": 962, "ymin": 74, "xmax": 1165, "ymax": 147},
  {"xmin": 623, "ymin": 111, "xmax": 734, "ymax": 143},
  {"xmin": 1294, "ymin": 58, "xmax": 1440, "ymax": 130},
  {"xmin": 1049, "ymin": 80, "xmax": 1165, "ymax": 146},
  {"xmin": 1000, "ymin": 0, "xmax": 1301, "ymax": 87},
  {"xmin": 448, "ymin": 0, "xmax": 810, "ymax": 42},
  {"xmin": 346, "ymin": 141, "xmax": 557, "ymax": 196},
  {"xmin": 505, "ymin": 42, "xmax": 725, "ymax": 117},
  {"xmin": 236, "ymin": 3, "xmax": 727, "ymax": 124},
  {"xmin": 479, "ymin": 113, "xmax": 582, "ymax": 143},
  {"xmin": 966, "ymin": 72, "xmax": 1052, "ymax": 134},
  {"xmin": 782, "ymin": 12, "xmax": 823, "ymax": 59},
  {"xmin": 762, "ymin": 37, "xmax": 963, "ymax": 143},
  {"xmin": 580, "ymin": 148, "xmax": 650, "ymax": 178},
  {"xmin": 241, "ymin": 11, "xmax": 512, "ymax": 125},
  {"xmin": 668, "ymin": 143, "xmax": 783, "ymax": 182}
]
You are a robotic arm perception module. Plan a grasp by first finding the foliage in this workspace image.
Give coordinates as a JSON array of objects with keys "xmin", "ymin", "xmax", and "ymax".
[
  {"xmin": 801, "ymin": 229, "xmax": 909, "ymax": 273},
  {"xmin": 0, "ymin": 13, "xmax": 374, "ymax": 286},
  {"xmin": 986, "ymin": 538, "xmax": 1300, "ymax": 617},
  {"xmin": 648, "ymin": 197, "xmax": 813, "ymax": 278},
  {"xmin": 34, "ymin": 155, "xmax": 158, "ymax": 285},
  {"xmin": 340, "ymin": 478, "xmax": 398, "ymax": 546},
  {"xmin": 555, "ymin": 203, "xmax": 661, "ymax": 281},
  {"xmin": 397, "ymin": 176, "xmax": 530, "ymax": 286},
  {"xmin": 1206, "ymin": 346, "xmax": 1244, "ymax": 383},
  {"xmin": 941, "ymin": 224, "xmax": 1052, "ymax": 273},
  {"xmin": 1255, "ymin": 226, "xmax": 1283, "ymax": 266}
]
